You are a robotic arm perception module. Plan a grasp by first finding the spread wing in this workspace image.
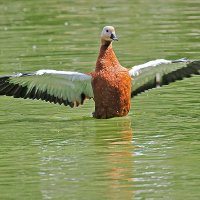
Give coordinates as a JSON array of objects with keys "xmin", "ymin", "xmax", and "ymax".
[
  {"xmin": 129, "ymin": 58, "xmax": 200, "ymax": 97},
  {"xmin": 0, "ymin": 69, "xmax": 93, "ymax": 107}
]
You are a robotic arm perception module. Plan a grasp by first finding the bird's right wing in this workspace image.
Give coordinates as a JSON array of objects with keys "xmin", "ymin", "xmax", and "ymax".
[
  {"xmin": 0, "ymin": 69, "xmax": 93, "ymax": 107},
  {"xmin": 129, "ymin": 59, "xmax": 200, "ymax": 97}
]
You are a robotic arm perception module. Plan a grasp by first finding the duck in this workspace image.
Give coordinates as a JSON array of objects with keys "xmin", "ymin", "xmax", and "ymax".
[{"xmin": 0, "ymin": 26, "xmax": 199, "ymax": 119}]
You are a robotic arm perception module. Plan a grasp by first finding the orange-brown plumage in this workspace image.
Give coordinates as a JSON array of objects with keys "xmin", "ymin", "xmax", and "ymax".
[{"xmin": 91, "ymin": 27, "xmax": 131, "ymax": 119}]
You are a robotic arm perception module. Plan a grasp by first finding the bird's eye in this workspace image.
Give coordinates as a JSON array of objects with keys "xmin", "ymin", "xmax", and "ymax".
[{"xmin": 106, "ymin": 29, "xmax": 109, "ymax": 32}]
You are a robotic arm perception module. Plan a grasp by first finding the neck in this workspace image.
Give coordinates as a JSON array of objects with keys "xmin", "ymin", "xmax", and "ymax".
[{"xmin": 95, "ymin": 41, "xmax": 120, "ymax": 71}]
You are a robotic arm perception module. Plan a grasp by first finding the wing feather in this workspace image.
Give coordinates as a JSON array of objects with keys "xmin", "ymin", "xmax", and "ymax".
[
  {"xmin": 129, "ymin": 59, "xmax": 200, "ymax": 97},
  {"xmin": 0, "ymin": 70, "xmax": 93, "ymax": 107}
]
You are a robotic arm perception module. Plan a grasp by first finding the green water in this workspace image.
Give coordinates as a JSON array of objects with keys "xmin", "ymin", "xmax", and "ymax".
[{"xmin": 0, "ymin": 0, "xmax": 199, "ymax": 199}]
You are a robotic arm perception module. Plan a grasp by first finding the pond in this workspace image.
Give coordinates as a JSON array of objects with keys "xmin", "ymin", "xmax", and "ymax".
[{"xmin": 0, "ymin": 0, "xmax": 199, "ymax": 199}]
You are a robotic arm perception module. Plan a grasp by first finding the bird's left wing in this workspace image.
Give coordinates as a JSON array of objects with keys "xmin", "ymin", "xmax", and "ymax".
[
  {"xmin": 0, "ymin": 69, "xmax": 93, "ymax": 107},
  {"xmin": 129, "ymin": 59, "xmax": 200, "ymax": 97}
]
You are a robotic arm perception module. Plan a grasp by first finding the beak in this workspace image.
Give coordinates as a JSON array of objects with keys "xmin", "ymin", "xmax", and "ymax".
[{"xmin": 110, "ymin": 32, "xmax": 118, "ymax": 41}]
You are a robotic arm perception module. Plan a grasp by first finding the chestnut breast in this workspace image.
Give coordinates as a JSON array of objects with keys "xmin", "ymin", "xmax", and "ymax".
[{"xmin": 92, "ymin": 66, "xmax": 131, "ymax": 118}]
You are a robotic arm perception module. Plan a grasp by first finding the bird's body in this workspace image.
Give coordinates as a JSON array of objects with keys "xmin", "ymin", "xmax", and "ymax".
[
  {"xmin": 0, "ymin": 26, "xmax": 199, "ymax": 119},
  {"xmin": 92, "ymin": 43, "xmax": 131, "ymax": 118}
]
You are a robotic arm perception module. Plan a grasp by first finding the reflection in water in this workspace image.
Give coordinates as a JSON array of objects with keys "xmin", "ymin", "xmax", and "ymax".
[
  {"xmin": 38, "ymin": 118, "xmax": 134, "ymax": 200},
  {"xmin": 104, "ymin": 119, "xmax": 134, "ymax": 200}
]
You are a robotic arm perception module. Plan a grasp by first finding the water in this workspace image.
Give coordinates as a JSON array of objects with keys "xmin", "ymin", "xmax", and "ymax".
[{"xmin": 0, "ymin": 0, "xmax": 200, "ymax": 199}]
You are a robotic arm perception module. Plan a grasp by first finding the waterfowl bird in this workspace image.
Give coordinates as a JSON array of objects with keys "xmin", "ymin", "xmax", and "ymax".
[{"xmin": 0, "ymin": 26, "xmax": 199, "ymax": 119}]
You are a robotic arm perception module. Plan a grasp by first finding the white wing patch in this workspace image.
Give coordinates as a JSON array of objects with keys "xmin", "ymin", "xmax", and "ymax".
[
  {"xmin": 36, "ymin": 69, "xmax": 85, "ymax": 77},
  {"xmin": 129, "ymin": 59, "xmax": 172, "ymax": 77},
  {"xmin": 129, "ymin": 58, "xmax": 199, "ymax": 98},
  {"xmin": 4, "ymin": 69, "xmax": 94, "ymax": 107}
]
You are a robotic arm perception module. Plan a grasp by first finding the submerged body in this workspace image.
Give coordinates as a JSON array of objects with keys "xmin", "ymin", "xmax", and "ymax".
[{"xmin": 92, "ymin": 44, "xmax": 131, "ymax": 118}]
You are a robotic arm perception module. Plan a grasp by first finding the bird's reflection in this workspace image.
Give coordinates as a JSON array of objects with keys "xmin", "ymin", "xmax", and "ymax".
[{"xmin": 97, "ymin": 118, "xmax": 134, "ymax": 200}]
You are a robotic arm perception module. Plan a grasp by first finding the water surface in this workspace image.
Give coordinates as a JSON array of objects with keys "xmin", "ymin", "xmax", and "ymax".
[{"xmin": 0, "ymin": 0, "xmax": 200, "ymax": 199}]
